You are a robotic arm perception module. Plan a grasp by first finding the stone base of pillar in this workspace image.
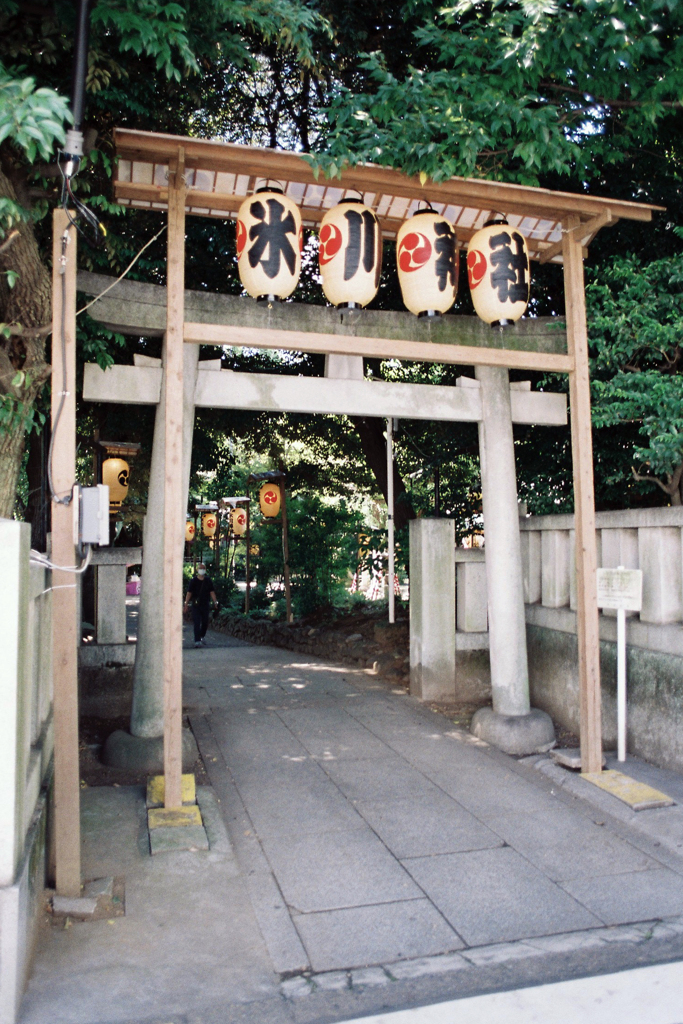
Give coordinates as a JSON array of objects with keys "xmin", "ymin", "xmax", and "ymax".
[
  {"xmin": 101, "ymin": 729, "xmax": 199, "ymax": 773},
  {"xmin": 471, "ymin": 707, "xmax": 556, "ymax": 756}
]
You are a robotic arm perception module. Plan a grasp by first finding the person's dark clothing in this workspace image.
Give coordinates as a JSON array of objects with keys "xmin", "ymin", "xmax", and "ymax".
[
  {"xmin": 188, "ymin": 575, "xmax": 214, "ymax": 642},
  {"xmin": 192, "ymin": 604, "xmax": 210, "ymax": 643}
]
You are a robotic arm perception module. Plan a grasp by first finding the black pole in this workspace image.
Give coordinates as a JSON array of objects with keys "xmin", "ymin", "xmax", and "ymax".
[
  {"xmin": 71, "ymin": 0, "xmax": 91, "ymax": 133},
  {"xmin": 434, "ymin": 465, "xmax": 440, "ymax": 517}
]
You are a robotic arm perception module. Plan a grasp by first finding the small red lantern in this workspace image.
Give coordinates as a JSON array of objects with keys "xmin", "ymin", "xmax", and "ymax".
[
  {"xmin": 185, "ymin": 520, "xmax": 196, "ymax": 543},
  {"xmin": 202, "ymin": 513, "xmax": 217, "ymax": 538},
  {"xmin": 259, "ymin": 483, "xmax": 281, "ymax": 518},
  {"xmin": 467, "ymin": 219, "xmax": 530, "ymax": 326},
  {"xmin": 230, "ymin": 507, "xmax": 247, "ymax": 536}
]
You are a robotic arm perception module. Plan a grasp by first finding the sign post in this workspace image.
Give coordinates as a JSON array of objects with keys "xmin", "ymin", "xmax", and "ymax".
[{"xmin": 596, "ymin": 566, "xmax": 643, "ymax": 762}]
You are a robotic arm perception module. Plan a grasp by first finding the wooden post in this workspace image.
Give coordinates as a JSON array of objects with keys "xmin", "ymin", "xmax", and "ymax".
[
  {"xmin": 245, "ymin": 503, "xmax": 251, "ymax": 614},
  {"xmin": 563, "ymin": 216, "xmax": 603, "ymax": 774},
  {"xmin": 279, "ymin": 474, "xmax": 292, "ymax": 623},
  {"xmin": 162, "ymin": 151, "xmax": 186, "ymax": 810},
  {"xmin": 51, "ymin": 209, "xmax": 81, "ymax": 896}
]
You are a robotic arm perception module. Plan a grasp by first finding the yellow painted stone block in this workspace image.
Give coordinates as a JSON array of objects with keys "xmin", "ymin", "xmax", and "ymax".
[
  {"xmin": 582, "ymin": 769, "xmax": 675, "ymax": 811},
  {"xmin": 147, "ymin": 805, "xmax": 203, "ymax": 829},
  {"xmin": 146, "ymin": 774, "xmax": 196, "ymax": 809}
]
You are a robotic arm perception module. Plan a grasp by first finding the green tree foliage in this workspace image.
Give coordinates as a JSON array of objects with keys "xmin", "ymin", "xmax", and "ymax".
[
  {"xmin": 589, "ymin": 252, "xmax": 683, "ymax": 503},
  {"xmin": 313, "ymin": 0, "xmax": 683, "ymax": 185}
]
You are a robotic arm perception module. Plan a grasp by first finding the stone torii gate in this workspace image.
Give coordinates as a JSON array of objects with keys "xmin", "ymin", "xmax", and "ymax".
[
  {"xmin": 49, "ymin": 126, "xmax": 662, "ymax": 893},
  {"xmin": 79, "ymin": 271, "xmax": 568, "ymax": 757}
]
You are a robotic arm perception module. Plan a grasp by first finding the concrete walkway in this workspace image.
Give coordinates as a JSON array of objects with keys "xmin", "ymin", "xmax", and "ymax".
[{"xmin": 20, "ymin": 635, "xmax": 683, "ymax": 1024}]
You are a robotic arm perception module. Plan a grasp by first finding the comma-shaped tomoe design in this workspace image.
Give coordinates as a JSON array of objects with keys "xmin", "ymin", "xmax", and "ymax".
[
  {"xmin": 259, "ymin": 483, "xmax": 281, "ymax": 518},
  {"xmin": 466, "ymin": 219, "xmax": 530, "ymax": 326},
  {"xmin": 202, "ymin": 513, "xmax": 217, "ymax": 538},
  {"xmin": 396, "ymin": 208, "xmax": 459, "ymax": 317},
  {"xmin": 318, "ymin": 198, "xmax": 382, "ymax": 308},
  {"xmin": 236, "ymin": 187, "xmax": 302, "ymax": 300}
]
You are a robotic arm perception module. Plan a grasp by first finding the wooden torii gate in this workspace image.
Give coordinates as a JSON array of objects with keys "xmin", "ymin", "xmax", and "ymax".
[{"xmin": 50, "ymin": 127, "xmax": 662, "ymax": 892}]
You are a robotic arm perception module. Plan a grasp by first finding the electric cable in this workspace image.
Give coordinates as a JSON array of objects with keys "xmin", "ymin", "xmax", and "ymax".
[
  {"xmin": 76, "ymin": 224, "xmax": 167, "ymax": 317},
  {"xmin": 30, "ymin": 543, "xmax": 93, "ymax": 574}
]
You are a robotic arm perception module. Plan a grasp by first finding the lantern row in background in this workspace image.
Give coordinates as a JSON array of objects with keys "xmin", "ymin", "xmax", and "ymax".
[
  {"xmin": 102, "ymin": 457, "xmax": 129, "ymax": 512},
  {"xmin": 259, "ymin": 482, "xmax": 281, "ymax": 518},
  {"xmin": 466, "ymin": 219, "xmax": 530, "ymax": 326},
  {"xmin": 236, "ymin": 187, "xmax": 530, "ymax": 325}
]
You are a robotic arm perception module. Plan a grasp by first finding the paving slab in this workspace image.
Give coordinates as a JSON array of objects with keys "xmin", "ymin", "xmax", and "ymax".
[
  {"xmin": 561, "ymin": 867, "xmax": 683, "ymax": 926},
  {"xmin": 293, "ymin": 899, "xmax": 463, "ymax": 971},
  {"xmin": 260, "ymin": 827, "xmax": 424, "ymax": 913},
  {"xmin": 403, "ymin": 847, "xmax": 602, "ymax": 945},
  {"xmin": 231, "ymin": 761, "xmax": 367, "ymax": 838},
  {"xmin": 320, "ymin": 755, "xmax": 446, "ymax": 804},
  {"xmin": 485, "ymin": 806, "xmax": 656, "ymax": 882},
  {"xmin": 353, "ymin": 795, "xmax": 503, "ymax": 858},
  {"xmin": 276, "ymin": 706, "xmax": 395, "ymax": 761}
]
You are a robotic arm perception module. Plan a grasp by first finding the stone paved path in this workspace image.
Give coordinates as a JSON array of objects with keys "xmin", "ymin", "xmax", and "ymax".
[
  {"xmin": 20, "ymin": 638, "xmax": 683, "ymax": 1024},
  {"xmin": 188, "ymin": 640, "xmax": 683, "ymax": 976}
]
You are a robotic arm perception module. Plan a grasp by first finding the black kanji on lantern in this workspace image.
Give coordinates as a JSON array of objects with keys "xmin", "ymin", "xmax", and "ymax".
[
  {"xmin": 489, "ymin": 230, "xmax": 528, "ymax": 303},
  {"xmin": 248, "ymin": 197, "xmax": 297, "ymax": 279},
  {"xmin": 434, "ymin": 221, "xmax": 457, "ymax": 292},
  {"xmin": 344, "ymin": 209, "xmax": 377, "ymax": 281}
]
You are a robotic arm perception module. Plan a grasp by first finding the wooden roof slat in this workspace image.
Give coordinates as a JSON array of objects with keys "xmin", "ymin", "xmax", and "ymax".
[{"xmin": 114, "ymin": 128, "xmax": 663, "ymax": 224}]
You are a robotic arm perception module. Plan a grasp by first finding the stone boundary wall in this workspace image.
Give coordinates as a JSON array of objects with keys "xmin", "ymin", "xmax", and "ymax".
[{"xmin": 0, "ymin": 521, "xmax": 53, "ymax": 1024}]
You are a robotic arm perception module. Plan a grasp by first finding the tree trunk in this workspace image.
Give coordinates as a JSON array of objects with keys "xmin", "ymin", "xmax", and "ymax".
[
  {"xmin": 350, "ymin": 415, "xmax": 415, "ymax": 529},
  {"xmin": 0, "ymin": 162, "xmax": 52, "ymax": 518}
]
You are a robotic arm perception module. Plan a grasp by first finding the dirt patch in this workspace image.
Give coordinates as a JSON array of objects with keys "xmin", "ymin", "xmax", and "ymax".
[{"xmin": 79, "ymin": 715, "xmax": 209, "ymax": 789}]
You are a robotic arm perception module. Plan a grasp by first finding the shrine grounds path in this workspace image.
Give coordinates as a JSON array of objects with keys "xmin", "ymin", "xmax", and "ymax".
[{"xmin": 19, "ymin": 633, "xmax": 683, "ymax": 1024}]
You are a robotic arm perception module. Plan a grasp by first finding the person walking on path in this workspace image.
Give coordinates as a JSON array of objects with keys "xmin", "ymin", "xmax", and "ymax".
[{"xmin": 184, "ymin": 563, "xmax": 218, "ymax": 647}]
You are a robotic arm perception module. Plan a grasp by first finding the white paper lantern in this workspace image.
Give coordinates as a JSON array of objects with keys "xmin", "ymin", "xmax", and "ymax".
[
  {"xmin": 102, "ymin": 458, "xmax": 129, "ymax": 510},
  {"xmin": 236, "ymin": 187, "xmax": 302, "ymax": 300},
  {"xmin": 318, "ymin": 199, "xmax": 382, "ymax": 308},
  {"xmin": 396, "ymin": 209, "xmax": 459, "ymax": 317},
  {"xmin": 467, "ymin": 220, "xmax": 530, "ymax": 325}
]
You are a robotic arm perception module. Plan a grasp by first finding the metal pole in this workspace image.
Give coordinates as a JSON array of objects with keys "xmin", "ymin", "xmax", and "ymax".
[
  {"xmin": 280, "ymin": 474, "xmax": 293, "ymax": 623},
  {"xmin": 387, "ymin": 417, "xmax": 395, "ymax": 624},
  {"xmin": 617, "ymin": 565, "xmax": 627, "ymax": 762},
  {"xmin": 245, "ymin": 503, "xmax": 251, "ymax": 614}
]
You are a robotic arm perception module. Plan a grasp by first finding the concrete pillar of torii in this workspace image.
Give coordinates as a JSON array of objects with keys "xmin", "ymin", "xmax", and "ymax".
[
  {"xmin": 102, "ymin": 342, "xmax": 202, "ymax": 771},
  {"xmin": 470, "ymin": 365, "xmax": 555, "ymax": 754}
]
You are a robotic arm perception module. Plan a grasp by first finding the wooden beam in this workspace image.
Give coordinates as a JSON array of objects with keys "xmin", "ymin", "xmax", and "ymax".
[
  {"xmin": 183, "ymin": 321, "xmax": 574, "ymax": 375},
  {"xmin": 162, "ymin": 155, "xmax": 186, "ymax": 810},
  {"xmin": 563, "ymin": 215, "xmax": 603, "ymax": 775},
  {"xmin": 538, "ymin": 210, "xmax": 617, "ymax": 265},
  {"xmin": 51, "ymin": 209, "xmax": 81, "ymax": 897}
]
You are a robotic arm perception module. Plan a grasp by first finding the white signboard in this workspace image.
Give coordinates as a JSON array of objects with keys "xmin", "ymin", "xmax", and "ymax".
[{"xmin": 596, "ymin": 568, "xmax": 643, "ymax": 612}]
